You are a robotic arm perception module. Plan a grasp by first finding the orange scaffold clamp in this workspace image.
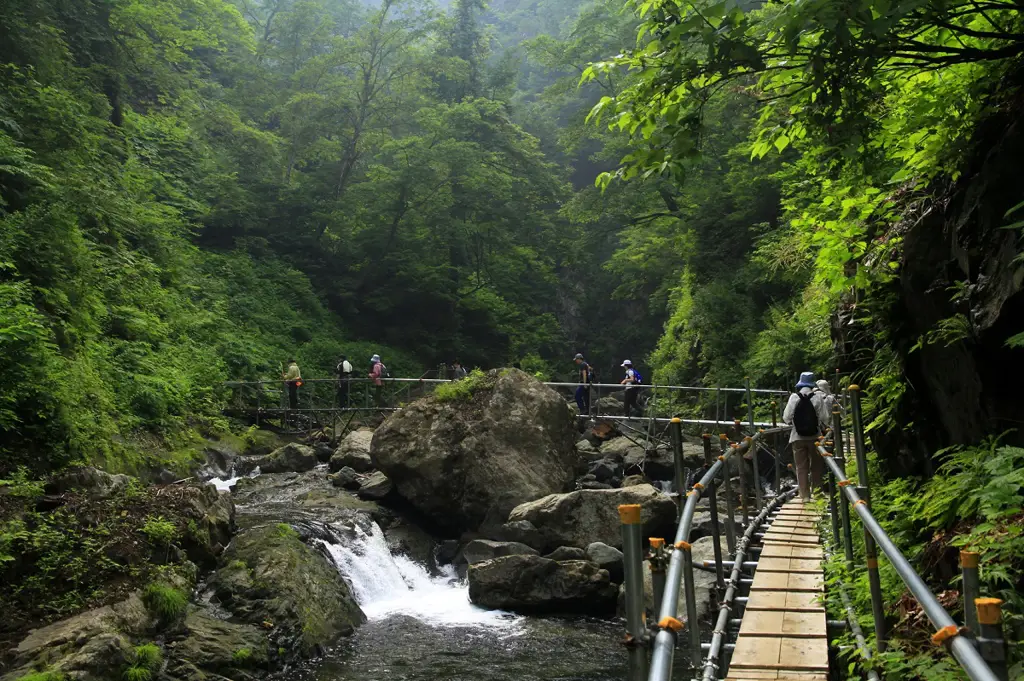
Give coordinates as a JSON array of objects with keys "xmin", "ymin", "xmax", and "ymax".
[
  {"xmin": 658, "ymin": 616, "xmax": 684, "ymax": 632},
  {"xmin": 931, "ymin": 625, "xmax": 960, "ymax": 646}
]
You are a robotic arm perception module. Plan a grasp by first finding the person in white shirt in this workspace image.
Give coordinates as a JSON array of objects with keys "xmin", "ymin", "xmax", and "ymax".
[
  {"xmin": 336, "ymin": 355, "xmax": 353, "ymax": 408},
  {"xmin": 783, "ymin": 371, "xmax": 831, "ymax": 501},
  {"xmin": 619, "ymin": 359, "xmax": 640, "ymax": 418}
]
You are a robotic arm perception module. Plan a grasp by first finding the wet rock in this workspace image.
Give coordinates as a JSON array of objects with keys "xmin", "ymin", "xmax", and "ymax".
[
  {"xmin": 463, "ymin": 539, "xmax": 539, "ymax": 565},
  {"xmin": 507, "ymin": 484, "xmax": 676, "ymax": 552},
  {"xmin": 621, "ymin": 474, "xmax": 647, "ymax": 487},
  {"xmin": 167, "ymin": 608, "xmax": 269, "ymax": 676},
  {"xmin": 1, "ymin": 594, "xmax": 151, "ymax": 681},
  {"xmin": 384, "ymin": 519, "xmax": 438, "ymax": 566},
  {"xmin": 182, "ymin": 483, "xmax": 236, "ymax": 567},
  {"xmin": 314, "ymin": 443, "xmax": 333, "ymax": 463},
  {"xmin": 544, "ymin": 546, "xmax": 587, "ymax": 561},
  {"xmin": 47, "ymin": 466, "xmax": 133, "ymax": 498},
  {"xmin": 330, "ymin": 428, "xmax": 375, "ymax": 473},
  {"xmin": 599, "ymin": 438, "xmax": 641, "ymax": 463},
  {"xmin": 156, "ymin": 468, "xmax": 178, "ymax": 485},
  {"xmin": 356, "ymin": 471, "xmax": 393, "ymax": 500},
  {"xmin": 436, "ymin": 539, "xmax": 461, "ymax": 565},
  {"xmin": 210, "ymin": 523, "xmax": 365, "ymax": 657},
  {"xmin": 250, "ymin": 443, "xmax": 316, "ymax": 474},
  {"xmin": 468, "ymin": 555, "xmax": 617, "ymax": 615},
  {"xmin": 586, "ymin": 542, "xmax": 624, "ymax": 583},
  {"xmin": 370, "ymin": 369, "xmax": 577, "ymax": 535},
  {"xmin": 330, "ymin": 466, "xmax": 362, "ymax": 490}
]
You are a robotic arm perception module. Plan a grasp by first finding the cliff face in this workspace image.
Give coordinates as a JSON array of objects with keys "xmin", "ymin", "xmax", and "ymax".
[{"xmin": 838, "ymin": 93, "xmax": 1024, "ymax": 475}]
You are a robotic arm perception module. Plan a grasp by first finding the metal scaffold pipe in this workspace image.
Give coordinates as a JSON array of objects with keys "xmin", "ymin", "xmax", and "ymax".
[{"xmin": 620, "ymin": 504, "xmax": 649, "ymax": 681}]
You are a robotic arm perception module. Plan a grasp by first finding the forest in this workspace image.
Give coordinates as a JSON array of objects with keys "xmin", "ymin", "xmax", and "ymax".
[{"xmin": 1, "ymin": 0, "xmax": 1024, "ymax": 677}]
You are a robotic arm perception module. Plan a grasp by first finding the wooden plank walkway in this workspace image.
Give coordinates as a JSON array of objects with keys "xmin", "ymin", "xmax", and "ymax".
[{"xmin": 726, "ymin": 499, "xmax": 829, "ymax": 681}]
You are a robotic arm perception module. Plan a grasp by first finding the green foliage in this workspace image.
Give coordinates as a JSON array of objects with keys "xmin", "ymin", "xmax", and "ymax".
[
  {"xmin": 433, "ymin": 369, "xmax": 492, "ymax": 402},
  {"xmin": 0, "ymin": 467, "xmax": 45, "ymax": 499},
  {"xmin": 15, "ymin": 673, "xmax": 67, "ymax": 681},
  {"xmin": 122, "ymin": 667, "xmax": 152, "ymax": 681},
  {"xmin": 232, "ymin": 647, "xmax": 253, "ymax": 665},
  {"xmin": 140, "ymin": 516, "xmax": 178, "ymax": 548},
  {"xmin": 141, "ymin": 582, "xmax": 188, "ymax": 624},
  {"xmin": 274, "ymin": 523, "xmax": 298, "ymax": 539},
  {"xmin": 131, "ymin": 644, "xmax": 163, "ymax": 671}
]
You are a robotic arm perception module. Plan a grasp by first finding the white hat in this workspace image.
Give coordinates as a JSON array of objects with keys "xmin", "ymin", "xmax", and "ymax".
[{"xmin": 620, "ymin": 359, "xmax": 632, "ymax": 367}]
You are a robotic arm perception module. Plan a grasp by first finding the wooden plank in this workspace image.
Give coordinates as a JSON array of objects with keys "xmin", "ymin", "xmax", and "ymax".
[
  {"xmin": 756, "ymin": 557, "xmax": 822, "ymax": 574},
  {"xmin": 731, "ymin": 636, "xmax": 829, "ymax": 671},
  {"xmin": 759, "ymin": 544, "xmax": 823, "ymax": 559},
  {"xmin": 750, "ymin": 571, "xmax": 823, "ymax": 593},
  {"xmin": 762, "ymin": 534, "xmax": 821, "ymax": 547},
  {"xmin": 745, "ymin": 590, "xmax": 824, "ymax": 612}
]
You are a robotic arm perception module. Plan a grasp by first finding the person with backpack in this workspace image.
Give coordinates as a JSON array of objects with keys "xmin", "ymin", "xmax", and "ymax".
[
  {"xmin": 783, "ymin": 371, "xmax": 831, "ymax": 501},
  {"xmin": 620, "ymin": 359, "xmax": 642, "ymax": 418},
  {"xmin": 452, "ymin": 360, "xmax": 468, "ymax": 381},
  {"xmin": 573, "ymin": 353, "xmax": 594, "ymax": 416},
  {"xmin": 815, "ymin": 379, "xmax": 840, "ymax": 416},
  {"xmin": 368, "ymin": 354, "xmax": 387, "ymax": 407},
  {"xmin": 336, "ymin": 355, "xmax": 353, "ymax": 408}
]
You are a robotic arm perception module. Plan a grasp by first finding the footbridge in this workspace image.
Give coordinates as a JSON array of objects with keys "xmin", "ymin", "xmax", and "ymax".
[{"xmin": 617, "ymin": 386, "xmax": 1011, "ymax": 681}]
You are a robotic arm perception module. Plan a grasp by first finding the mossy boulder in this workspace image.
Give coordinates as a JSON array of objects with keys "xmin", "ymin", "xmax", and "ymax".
[
  {"xmin": 166, "ymin": 608, "xmax": 269, "ymax": 678},
  {"xmin": 249, "ymin": 443, "xmax": 317, "ymax": 474},
  {"xmin": 210, "ymin": 523, "xmax": 365, "ymax": 658}
]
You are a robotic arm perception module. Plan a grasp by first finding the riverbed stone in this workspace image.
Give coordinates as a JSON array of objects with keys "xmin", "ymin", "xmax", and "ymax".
[
  {"xmin": 210, "ymin": 523, "xmax": 365, "ymax": 657},
  {"xmin": 599, "ymin": 437, "xmax": 641, "ymax": 463},
  {"xmin": 462, "ymin": 539, "xmax": 539, "ymax": 565},
  {"xmin": 588, "ymin": 459, "xmax": 621, "ymax": 482},
  {"xmin": 506, "ymin": 484, "xmax": 676, "ymax": 552},
  {"xmin": 544, "ymin": 546, "xmax": 588, "ymax": 561},
  {"xmin": 580, "ymin": 481, "xmax": 613, "ymax": 490},
  {"xmin": 621, "ymin": 474, "xmax": 647, "ymax": 487},
  {"xmin": 330, "ymin": 428, "xmax": 375, "ymax": 472},
  {"xmin": 356, "ymin": 471, "xmax": 393, "ymax": 500},
  {"xmin": 167, "ymin": 608, "xmax": 269, "ymax": 676},
  {"xmin": 370, "ymin": 368, "xmax": 577, "ymax": 535},
  {"xmin": 330, "ymin": 466, "xmax": 362, "ymax": 490},
  {"xmin": 586, "ymin": 542, "xmax": 624, "ymax": 583},
  {"xmin": 250, "ymin": 443, "xmax": 317, "ymax": 474},
  {"xmin": 46, "ymin": 466, "xmax": 133, "ymax": 498},
  {"xmin": 468, "ymin": 555, "xmax": 617, "ymax": 615},
  {"xmin": 497, "ymin": 519, "xmax": 543, "ymax": 548}
]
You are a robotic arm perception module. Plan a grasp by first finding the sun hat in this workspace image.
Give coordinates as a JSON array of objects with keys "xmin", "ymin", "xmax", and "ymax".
[
  {"xmin": 621, "ymin": 359, "xmax": 633, "ymax": 367},
  {"xmin": 796, "ymin": 371, "xmax": 816, "ymax": 389}
]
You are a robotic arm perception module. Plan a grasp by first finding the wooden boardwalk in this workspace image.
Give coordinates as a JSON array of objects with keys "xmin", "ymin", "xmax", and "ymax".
[{"xmin": 726, "ymin": 499, "xmax": 828, "ymax": 681}]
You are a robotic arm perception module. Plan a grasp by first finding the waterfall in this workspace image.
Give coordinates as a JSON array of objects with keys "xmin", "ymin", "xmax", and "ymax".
[
  {"xmin": 208, "ymin": 466, "xmax": 260, "ymax": 492},
  {"xmin": 319, "ymin": 521, "xmax": 521, "ymax": 631}
]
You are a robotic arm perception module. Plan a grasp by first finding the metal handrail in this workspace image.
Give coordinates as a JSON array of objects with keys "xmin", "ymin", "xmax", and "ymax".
[
  {"xmin": 817, "ymin": 443, "xmax": 1001, "ymax": 681},
  {"xmin": 647, "ymin": 425, "xmax": 791, "ymax": 681},
  {"xmin": 221, "ymin": 377, "xmax": 787, "ymax": 393}
]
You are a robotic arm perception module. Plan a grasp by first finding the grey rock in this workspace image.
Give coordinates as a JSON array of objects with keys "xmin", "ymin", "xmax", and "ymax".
[
  {"xmin": 580, "ymin": 481, "xmax": 613, "ymax": 490},
  {"xmin": 330, "ymin": 466, "xmax": 362, "ymax": 490},
  {"xmin": 599, "ymin": 437, "xmax": 642, "ymax": 463},
  {"xmin": 370, "ymin": 369, "xmax": 577, "ymax": 534},
  {"xmin": 617, "ymin": 534, "xmax": 725, "ymax": 623},
  {"xmin": 621, "ymin": 474, "xmax": 647, "ymax": 487},
  {"xmin": 586, "ymin": 542, "xmax": 625, "ymax": 583},
  {"xmin": 544, "ymin": 546, "xmax": 587, "ymax": 561},
  {"xmin": 330, "ymin": 428, "xmax": 375, "ymax": 473},
  {"xmin": 251, "ymin": 443, "xmax": 317, "ymax": 474},
  {"xmin": 468, "ymin": 555, "xmax": 617, "ymax": 615},
  {"xmin": 507, "ymin": 484, "xmax": 676, "ymax": 552},
  {"xmin": 497, "ymin": 520, "xmax": 542, "ymax": 548},
  {"xmin": 47, "ymin": 466, "xmax": 133, "ymax": 499},
  {"xmin": 357, "ymin": 471, "xmax": 393, "ymax": 500},
  {"xmin": 463, "ymin": 539, "xmax": 539, "ymax": 565},
  {"xmin": 588, "ymin": 458, "xmax": 621, "ymax": 482}
]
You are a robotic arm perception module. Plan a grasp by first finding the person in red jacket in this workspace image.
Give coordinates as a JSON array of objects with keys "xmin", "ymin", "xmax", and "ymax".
[{"xmin": 368, "ymin": 354, "xmax": 385, "ymax": 407}]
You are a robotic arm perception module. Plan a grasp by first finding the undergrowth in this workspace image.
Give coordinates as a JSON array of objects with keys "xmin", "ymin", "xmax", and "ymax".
[
  {"xmin": 823, "ymin": 435, "xmax": 1023, "ymax": 680},
  {"xmin": 433, "ymin": 369, "xmax": 494, "ymax": 403},
  {"xmin": 141, "ymin": 583, "xmax": 188, "ymax": 625}
]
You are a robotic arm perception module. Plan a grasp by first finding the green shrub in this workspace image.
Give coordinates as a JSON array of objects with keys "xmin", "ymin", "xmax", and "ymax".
[
  {"xmin": 274, "ymin": 523, "xmax": 297, "ymax": 539},
  {"xmin": 0, "ymin": 468, "xmax": 45, "ymax": 499},
  {"xmin": 232, "ymin": 647, "xmax": 252, "ymax": 665},
  {"xmin": 131, "ymin": 643, "xmax": 162, "ymax": 670},
  {"xmin": 16, "ymin": 672, "xmax": 67, "ymax": 681},
  {"xmin": 140, "ymin": 516, "xmax": 177, "ymax": 548},
  {"xmin": 434, "ymin": 369, "xmax": 490, "ymax": 403},
  {"xmin": 123, "ymin": 667, "xmax": 151, "ymax": 681},
  {"xmin": 141, "ymin": 583, "xmax": 187, "ymax": 624}
]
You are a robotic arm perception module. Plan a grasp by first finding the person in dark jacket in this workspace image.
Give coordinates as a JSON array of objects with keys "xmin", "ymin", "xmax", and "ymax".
[{"xmin": 573, "ymin": 353, "xmax": 593, "ymax": 415}]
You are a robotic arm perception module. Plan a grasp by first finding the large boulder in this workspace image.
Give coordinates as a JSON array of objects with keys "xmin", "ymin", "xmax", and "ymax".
[
  {"xmin": 586, "ymin": 542, "xmax": 624, "ymax": 583},
  {"xmin": 617, "ymin": 535, "xmax": 725, "ymax": 623},
  {"xmin": 210, "ymin": 523, "xmax": 365, "ymax": 657},
  {"xmin": 599, "ymin": 438, "xmax": 641, "ymax": 463},
  {"xmin": 370, "ymin": 369, "xmax": 578, "ymax": 534},
  {"xmin": 507, "ymin": 484, "xmax": 676, "ymax": 552},
  {"xmin": 468, "ymin": 555, "xmax": 617, "ymax": 615},
  {"xmin": 356, "ymin": 471, "xmax": 393, "ymax": 500},
  {"xmin": 182, "ymin": 483, "xmax": 236, "ymax": 567},
  {"xmin": 166, "ymin": 608, "xmax": 269, "ymax": 677},
  {"xmin": 330, "ymin": 428, "xmax": 375, "ymax": 472},
  {"xmin": 46, "ymin": 466, "xmax": 133, "ymax": 498},
  {"xmin": 462, "ymin": 539, "xmax": 538, "ymax": 565},
  {"xmin": 251, "ymin": 443, "xmax": 317, "ymax": 474}
]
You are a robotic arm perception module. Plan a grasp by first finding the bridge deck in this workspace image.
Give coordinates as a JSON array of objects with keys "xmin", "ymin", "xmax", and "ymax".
[{"xmin": 727, "ymin": 499, "xmax": 828, "ymax": 681}]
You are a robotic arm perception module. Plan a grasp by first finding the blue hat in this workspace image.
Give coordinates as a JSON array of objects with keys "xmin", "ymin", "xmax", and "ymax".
[{"xmin": 796, "ymin": 372, "xmax": 816, "ymax": 389}]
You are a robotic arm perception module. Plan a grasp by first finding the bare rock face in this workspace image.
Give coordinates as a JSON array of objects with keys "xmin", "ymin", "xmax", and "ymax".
[
  {"xmin": 370, "ymin": 369, "xmax": 578, "ymax": 534},
  {"xmin": 468, "ymin": 554, "xmax": 617, "ymax": 615},
  {"xmin": 330, "ymin": 428, "xmax": 375, "ymax": 473},
  {"xmin": 506, "ymin": 484, "xmax": 676, "ymax": 552}
]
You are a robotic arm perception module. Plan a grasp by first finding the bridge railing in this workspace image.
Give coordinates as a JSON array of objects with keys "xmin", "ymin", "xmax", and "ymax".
[{"xmin": 636, "ymin": 385, "xmax": 1009, "ymax": 681}]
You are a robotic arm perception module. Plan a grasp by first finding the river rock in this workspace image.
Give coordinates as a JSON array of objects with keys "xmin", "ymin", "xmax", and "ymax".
[
  {"xmin": 544, "ymin": 546, "xmax": 588, "ymax": 561},
  {"xmin": 182, "ymin": 483, "xmax": 236, "ymax": 567},
  {"xmin": 211, "ymin": 523, "xmax": 365, "ymax": 657},
  {"xmin": 356, "ymin": 471, "xmax": 393, "ymax": 500},
  {"xmin": 621, "ymin": 474, "xmax": 647, "ymax": 487},
  {"xmin": 580, "ymin": 481, "xmax": 613, "ymax": 490},
  {"xmin": 370, "ymin": 368, "xmax": 577, "ymax": 534},
  {"xmin": 586, "ymin": 542, "xmax": 624, "ymax": 583},
  {"xmin": 330, "ymin": 428, "xmax": 375, "ymax": 472},
  {"xmin": 589, "ymin": 459, "xmax": 621, "ymax": 482},
  {"xmin": 1, "ymin": 593, "xmax": 151, "ymax": 681},
  {"xmin": 463, "ymin": 539, "xmax": 539, "ymax": 565},
  {"xmin": 251, "ymin": 443, "xmax": 317, "ymax": 474},
  {"xmin": 166, "ymin": 608, "xmax": 269, "ymax": 676},
  {"xmin": 330, "ymin": 466, "xmax": 363, "ymax": 490},
  {"xmin": 468, "ymin": 555, "xmax": 617, "ymax": 615},
  {"xmin": 46, "ymin": 466, "xmax": 132, "ymax": 498},
  {"xmin": 497, "ymin": 520, "xmax": 543, "ymax": 548},
  {"xmin": 507, "ymin": 484, "xmax": 676, "ymax": 552},
  {"xmin": 623, "ymin": 448, "xmax": 676, "ymax": 480},
  {"xmin": 599, "ymin": 437, "xmax": 641, "ymax": 463}
]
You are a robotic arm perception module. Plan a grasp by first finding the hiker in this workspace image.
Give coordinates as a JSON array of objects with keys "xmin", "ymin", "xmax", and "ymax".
[
  {"xmin": 783, "ymin": 371, "xmax": 831, "ymax": 502},
  {"xmin": 282, "ymin": 359, "xmax": 301, "ymax": 411},
  {"xmin": 619, "ymin": 359, "xmax": 642, "ymax": 418},
  {"xmin": 336, "ymin": 355, "xmax": 353, "ymax": 408},
  {"xmin": 452, "ymin": 360, "xmax": 468, "ymax": 381},
  {"xmin": 815, "ymin": 379, "xmax": 840, "ymax": 417},
  {"xmin": 573, "ymin": 353, "xmax": 594, "ymax": 415},
  {"xmin": 368, "ymin": 354, "xmax": 386, "ymax": 407}
]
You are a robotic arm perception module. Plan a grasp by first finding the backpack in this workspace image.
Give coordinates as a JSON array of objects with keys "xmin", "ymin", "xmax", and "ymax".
[
  {"xmin": 793, "ymin": 392, "xmax": 819, "ymax": 436},
  {"xmin": 585, "ymin": 364, "xmax": 596, "ymax": 384},
  {"xmin": 629, "ymin": 368, "xmax": 643, "ymax": 385},
  {"xmin": 379, "ymin": 363, "xmax": 390, "ymax": 379}
]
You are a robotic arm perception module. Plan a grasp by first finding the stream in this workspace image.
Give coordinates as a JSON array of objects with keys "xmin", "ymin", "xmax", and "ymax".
[{"xmin": 209, "ymin": 468, "xmax": 690, "ymax": 681}]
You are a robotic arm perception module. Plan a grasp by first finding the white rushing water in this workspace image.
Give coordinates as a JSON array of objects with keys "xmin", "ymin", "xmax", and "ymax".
[
  {"xmin": 321, "ymin": 522, "xmax": 522, "ymax": 631},
  {"xmin": 208, "ymin": 466, "xmax": 260, "ymax": 492}
]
